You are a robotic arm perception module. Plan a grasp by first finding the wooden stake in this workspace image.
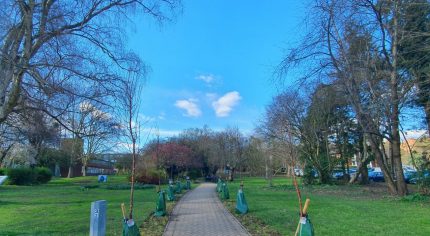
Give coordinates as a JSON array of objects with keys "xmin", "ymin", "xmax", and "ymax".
[
  {"xmin": 302, "ymin": 199, "xmax": 310, "ymax": 215},
  {"xmin": 121, "ymin": 203, "xmax": 126, "ymax": 219}
]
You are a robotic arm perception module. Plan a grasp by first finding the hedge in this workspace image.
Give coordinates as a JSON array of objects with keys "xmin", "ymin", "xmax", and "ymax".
[{"xmin": 6, "ymin": 167, "xmax": 52, "ymax": 185}]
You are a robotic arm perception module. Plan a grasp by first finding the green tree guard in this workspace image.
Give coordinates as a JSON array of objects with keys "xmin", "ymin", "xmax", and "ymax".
[
  {"xmin": 186, "ymin": 179, "xmax": 191, "ymax": 190},
  {"xmin": 167, "ymin": 184, "xmax": 176, "ymax": 201},
  {"xmin": 121, "ymin": 204, "xmax": 140, "ymax": 236},
  {"xmin": 122, "ymin": 220, "xmax": 140, "ymax": 236},
  {"xmin": 297, "ymin": 215, "xmax": 315, "ymax": 236},
  {"xmin": 221, "ymin": 182, "xmax": 230, "ymax": 200},
  {"xmin": 175, "ymin": 181, "xmax": 182, "ymax": 194},
  {"xmin": 235, "ymin": 183, "xmax": 248, "ymax": 214},
  {"xmin": 295, "ymin": 199, "xmax": 314, "ymax": 236},
  {"xmin": 217, "ymin": 178, "xmax": 222, "ymax": 192},
  {"xmin": 154, "ymin": 190, "xmax": 167, "ymax": 217}
]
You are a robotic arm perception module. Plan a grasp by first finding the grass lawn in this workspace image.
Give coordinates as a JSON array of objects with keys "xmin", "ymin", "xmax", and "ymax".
[
  {"xmin": 0, "ymin": 175, "xmax": 184, "ymax": 236},
  {"xmin": 223, "ymin": 177, "xmax": 430, "ymax": 236}
]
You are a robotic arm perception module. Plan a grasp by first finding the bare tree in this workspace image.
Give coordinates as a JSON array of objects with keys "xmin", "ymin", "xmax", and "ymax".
[
  {"xmin": 76, "ymin": 101, "xmax": 119, "ymax": 176},
  {"xmin": 215, "ymin": 127, "xmax": 246, "ymax": 181},
  {"xmin": 0, "ymin": 0, "xmax": 180, "ymax": 127},
  {"xmin": 277, "ymin": 0, "xmax": 420, "ymax": 195},
  {"xmin": 242, "ymin": 136, "xmax": 265, "ymax": 176},
  {"xmin": 118, "ymin": 73, "xmax": 143, "ymax": 220}
]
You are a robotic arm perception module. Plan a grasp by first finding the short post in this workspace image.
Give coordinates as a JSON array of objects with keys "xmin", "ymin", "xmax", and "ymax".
[
  {"xmin": 90, "ymin": 200, "xmax": 107, "ymax": 236},
  {"xmin": 0, "ymin": 175, "xmax": 8, "ymax": 185}
]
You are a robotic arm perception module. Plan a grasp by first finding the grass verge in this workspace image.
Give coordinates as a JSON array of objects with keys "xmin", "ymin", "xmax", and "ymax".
[
  {"xmin": 220, "ymin": 177, "xmax": 430, "ymax": 236},
  {"xmin": 0, "ymin": 176, "xmax": 191, "ymax": 235}
]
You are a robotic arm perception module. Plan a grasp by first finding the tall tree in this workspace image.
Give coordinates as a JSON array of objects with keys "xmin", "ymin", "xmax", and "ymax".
[
  {"xmin": 277, "ymin": 0, "xmax": 417, "ymax": 195},
  {"xmin": 397, "ymin": 0, "xmax": 430, "ymax": 134},
  {"xmin": 0, "ymin": 0, "xmax": 180, "ymax": 126}
]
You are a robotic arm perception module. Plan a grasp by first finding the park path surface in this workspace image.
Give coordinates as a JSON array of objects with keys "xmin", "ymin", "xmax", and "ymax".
[{"xmin": 163, "ymin": 183, "xmax": 250, "ymax": 236}]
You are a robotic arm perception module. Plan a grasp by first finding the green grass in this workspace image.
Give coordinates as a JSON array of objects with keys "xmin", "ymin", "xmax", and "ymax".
[
  {"xmin": 0, "ymin": 176, "xmax": 180, "ymax": 236},
  {"xmin": 223, "ymin": 177, "xmax": 430, "ymax": 236},
  {"xmin": 2, "ymin": 176, "xmax": 429, "ymax": 236}
]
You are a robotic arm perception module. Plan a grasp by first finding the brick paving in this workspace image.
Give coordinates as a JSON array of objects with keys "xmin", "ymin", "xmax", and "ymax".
[{"xmin": 163, "ymin": 183, "xmax": 250, "ymax": 236}]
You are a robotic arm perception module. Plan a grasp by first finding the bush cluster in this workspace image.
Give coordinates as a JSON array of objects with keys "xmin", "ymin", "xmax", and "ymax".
[
  {"xmin": 5, "ymin": 167, "xmax": 52, "ymax": 185},
  {"xmin": 418, "ymin": 175, "xmax": 430, "ymax": 195},
  {"xmin": 35, "ymin": 167, "xmax": 53, "ymax": 184},
  {"xmin": 186, "ymin": 169, "xmax": 202, "ymax": 180},
  {"xmin": 132, "ymin": 168, "xmax": 167, "ymax": 185}
]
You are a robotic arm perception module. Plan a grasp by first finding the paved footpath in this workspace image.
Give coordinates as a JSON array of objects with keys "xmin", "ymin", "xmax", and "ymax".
[{"xmin": 163, "ymin": 183, "xmax": 250, "ymax": 236}]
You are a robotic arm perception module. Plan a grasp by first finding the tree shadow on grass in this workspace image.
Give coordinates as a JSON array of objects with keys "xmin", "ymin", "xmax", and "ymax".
[
  {"xmin": 0, "ymin": 200, "xmax": 17, "ymax": 206},
  {"xmin": 0, "ymin": 230, "xmax": 78, "ymax": 236},
  {"xmin": 0, "ymin": 199, "xmax": 90, "ymax": 206}
]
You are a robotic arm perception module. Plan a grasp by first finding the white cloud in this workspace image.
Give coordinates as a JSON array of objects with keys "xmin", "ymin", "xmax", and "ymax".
[
  {"xmin": 212, "ymin": 91, "xmax": 242, "ymax": 117},
  {"xmin": 140, "ymin": 128, "xmax": 181, "ymax": 138},
  {"xmin": 158, "ymin": 129, "xmax": 181, "ymax": 137},
  {"xmin": 79, "ymin": 101, "xmax": 110, "ymax": 120},
  {"xmin": 116, "ymin": 142, "xmax": 140, "ymax": 152},
  {"xmin": 402, "ymin": 130, "xmax": 428, "ymax": 140},
  {"xmin": 196, "ymin": 74, "xmax": 215, "ymax": 84},
  {"xmin": 175, "ymin": 99, "xmax": 202, "ymax": 117}
]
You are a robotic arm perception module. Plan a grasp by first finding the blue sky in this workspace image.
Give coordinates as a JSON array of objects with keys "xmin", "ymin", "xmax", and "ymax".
[{"xmin": 126, "ymin": 1, "xmax": 307, "ymax": 138}]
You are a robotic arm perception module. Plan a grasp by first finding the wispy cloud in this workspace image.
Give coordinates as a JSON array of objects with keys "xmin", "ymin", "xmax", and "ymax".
[
  {"xmin": 140, "ymin": 128, "xmax": 182, "ymax": 138},
  {"xmin": 158, "ymin": 129, "xmax": 181, "ymax": 137},
  {"xmin": 196, "ymin": 74, "xmax": 215, "ymax": 84},
  {"xmin": 206, "ymin": 93, "xmax": 218, "ymax": 101},
  {"xmin": 158, "ymin": 112, "xmax": 166, "ymax": 120},
  {"xmin": 138, "ymin": 113, "xmax": 156, "ymax": 122},
  {"xmin": 402, "ymin": 130, "xmax": 428, "ymax": 140},
  {"xmin": 212, "ymin": 91, "xmax": 242, "ymax": 117},
  {"xmin": 175, "ymin": 99, "xmax": 202, "ymax": 117}
]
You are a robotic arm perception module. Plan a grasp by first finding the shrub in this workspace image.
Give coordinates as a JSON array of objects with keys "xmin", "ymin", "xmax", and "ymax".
[
  {"xmin": 417, "ymin": 174, "xmax": 430, "ymax": 195},
  {"xmin": 302, "ymin": 164, "xmax": 316, "ymax": 185},
  {"xmin": 0, "ymin": 168, "xmax": 6, "ymax": 175},
  {"xmin": 133, "ymin": 168, "xmax": 167, "ymax": 185},
  {"xmin": 35, "ymin": 167, "xmax": 52, "ymax": 184},
  {"xmin": 401, "ymin": 193, "xmax": 430, "ymax": 202},
  {"xmin": 186, "ymin": 169, "xmax": 202, "ymax": 180},
  {"xmin": 6, "ymin": 167, "xmax": 52, "ymax": 185},
  {"xmin": 7, "ymin": 168, "xmax": 37, "ymax": 185}
]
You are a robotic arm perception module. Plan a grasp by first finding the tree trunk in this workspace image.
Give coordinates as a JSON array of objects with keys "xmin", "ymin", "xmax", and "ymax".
[
  {"xmin": 266, "ymin": 155, "xmax": 273, "ymax": 187},
  {"xmin": 389, "ymin": 4, "xmax": 408, "ymax": 196},
  {"xmin": 317, "ymin": 168, "xmax": 331, "ymax": 184},
  {"xmin": 368, "ymin": 136, "xmax": 398, "ymax": 194},
  {"xmin": 54, "ymin": 163, "xmax": 61, "ymax": 177},
  {"xmin": 67, "ymin": 165, "xmax": 73, "ymax": 178},
  {"xmin": 230, "ymin": 167, "xmax": 235, "ymax": 182},
  {"xmin": 392, "ymin": 137, "xmax": 408, "ymax": 195},
  {"xmin": 82, "ymin": 164, "xmax": 87, "ymax": 177},
  {"xmin": 355, "ymin": 136, "xmax": 370, "ymax": 184},
  {"xmin": 129, "ymin": 140, "xmax": 136, "ymax": 219},
  {"xmin": 287, "ymin": 165, "xmax": 293, "ymax": 177},
  {"xmin": 350, "ymin": 153, "xmax": 369, "ymax": 185},
  {"xmin": 359, "ymin": 166, "xmax": 369, "ymax": 185}
]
